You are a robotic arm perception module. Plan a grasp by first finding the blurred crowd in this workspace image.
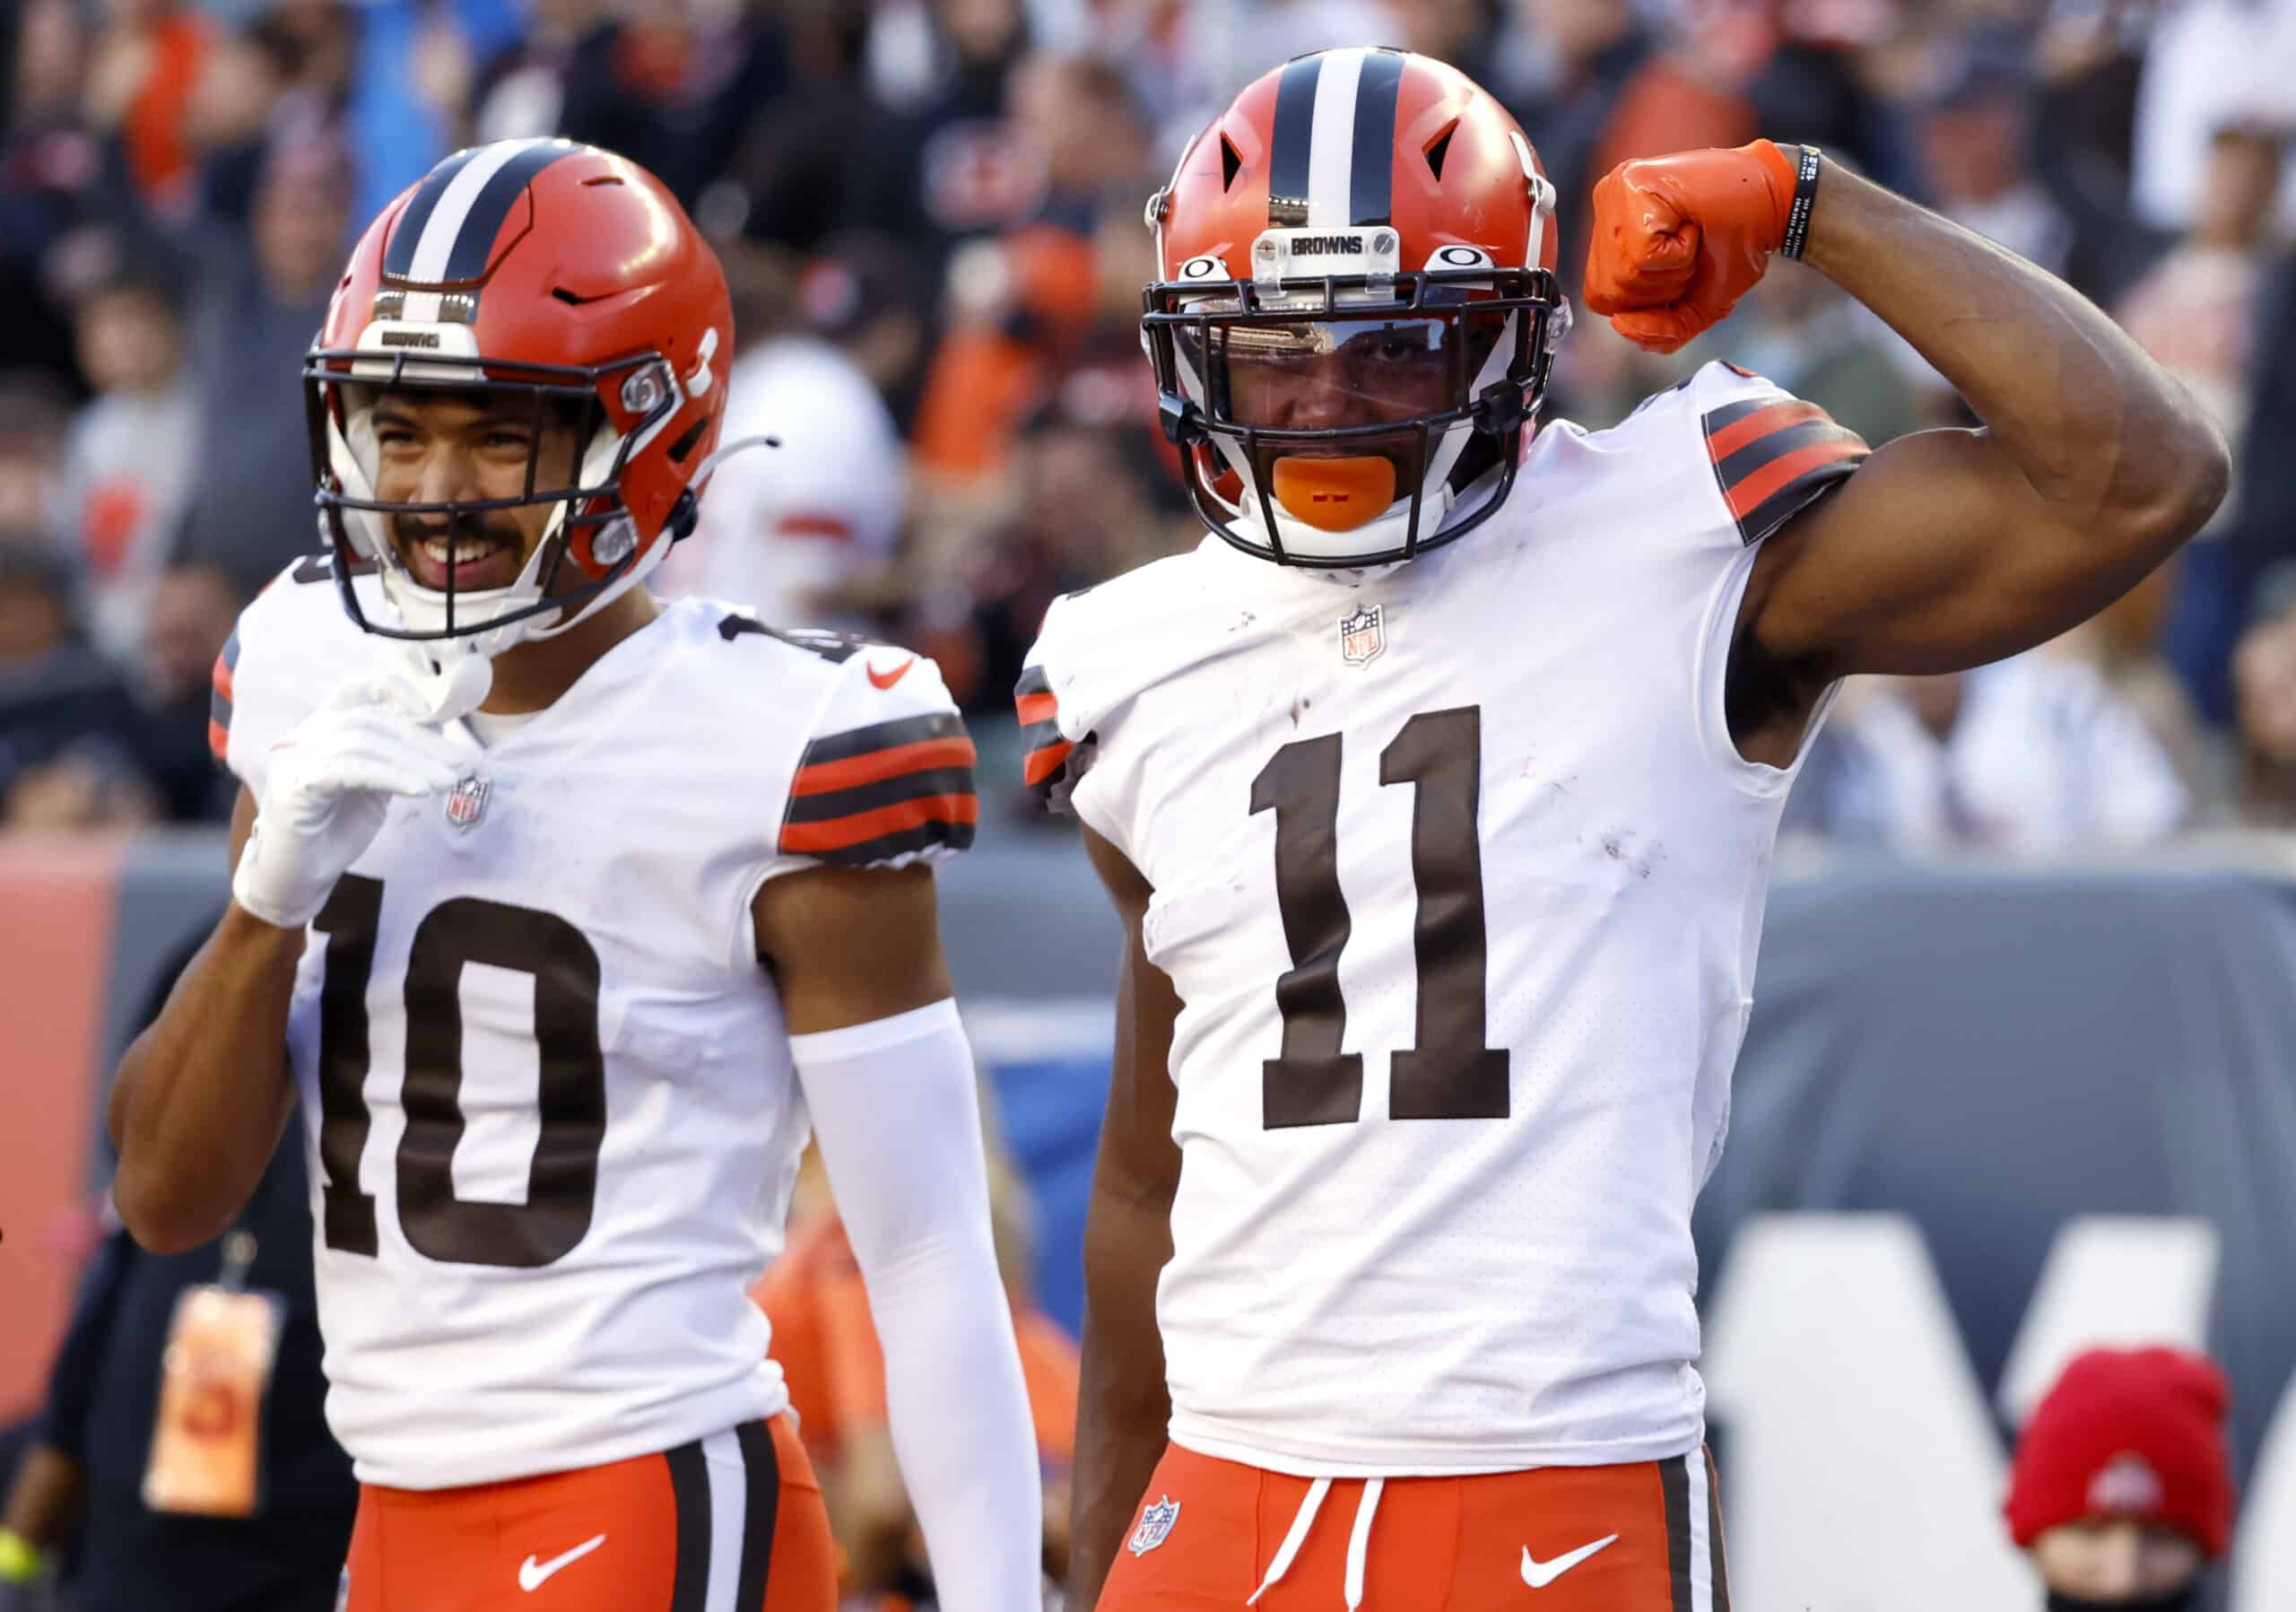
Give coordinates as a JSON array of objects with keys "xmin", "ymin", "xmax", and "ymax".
[{"xmin": 1, "ymin": 0, "xmax": 2294, "ymax": 845}]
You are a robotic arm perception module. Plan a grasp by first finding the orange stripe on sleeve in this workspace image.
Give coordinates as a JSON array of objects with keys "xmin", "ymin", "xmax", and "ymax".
[
  {"xmin": 1706, "ymin": 398, "xmax": 1823, "ymax": 462},
  {"xmin": 778, "ymin": 793, "xmax": 980, "ymax": 854},
  {"xmin": 1015, "ymin": 689, "xmax": 1058, "ymax": 726},
  {"xmin": 1023, "ymin": 739, "xmax": 1074, "ymax": 788},
  {"xmin": 792, "ymin": 735, "xmax": 978, "ymax": 797},
  {"xmin": 207, "ymin": 718, "xmax": 229, "ymax": 763},
  {"xmin": 1724, "ymin": 438, "xmax": 1866, "ymax": 520}
]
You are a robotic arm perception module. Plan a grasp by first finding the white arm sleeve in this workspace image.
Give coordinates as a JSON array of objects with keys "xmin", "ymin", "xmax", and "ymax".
[{"xmin": 789, "ymin": 998, "xmax": 1043, "ymax": 1611}]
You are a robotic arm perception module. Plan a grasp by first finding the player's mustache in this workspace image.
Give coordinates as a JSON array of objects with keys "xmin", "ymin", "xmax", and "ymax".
[{"xmin": 393, "ymin": 513, "xmax": 526, "ymax": 551}]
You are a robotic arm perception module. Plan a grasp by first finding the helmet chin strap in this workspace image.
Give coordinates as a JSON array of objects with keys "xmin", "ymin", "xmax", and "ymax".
[{"xmin": 395, "ymin": 641, "xmax": 496, "ymax": 724}]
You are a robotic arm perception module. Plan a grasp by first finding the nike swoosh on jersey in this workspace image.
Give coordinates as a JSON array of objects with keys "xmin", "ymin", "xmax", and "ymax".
[
  {"xmin": 865, "ymin": 657, "xmax": 917, "ymax": 690},
  {"xmin": 1519, "ymin": 1533, "xmax": 1617, "ymax": 1589},
  {"xmin": 517, "ymin": 1533, "xmax": 606, "ymax": 1592}
]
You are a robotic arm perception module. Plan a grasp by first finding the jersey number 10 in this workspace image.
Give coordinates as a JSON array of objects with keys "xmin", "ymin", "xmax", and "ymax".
[
  {"xmin": 1251, "ymin": 704, "xmax": 1509, "ymax": 1128},
  {"xmin": 309, "ymin": 875, "xmax": 605, "ymax": 1268}
]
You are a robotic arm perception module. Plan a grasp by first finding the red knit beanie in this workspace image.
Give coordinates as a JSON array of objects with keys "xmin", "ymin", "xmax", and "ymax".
[{"xmin": 2004, "ymin": 1346, "xmax": 2236, "ymax": 1558}]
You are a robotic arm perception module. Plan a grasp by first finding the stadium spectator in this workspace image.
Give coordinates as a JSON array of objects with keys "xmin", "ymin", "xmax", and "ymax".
[
  {"xmin": 2228, "ymin": 562, "xmax": 2296, "ymax": 824},
  {"xmin": 548, "ymin": 0, "xmax": 788, "ymax": 213},
  {"xmin": 0, "ymin": 923, "xmax": 356, "ymax": 1612},
  {"xmin": 2129, "ymin": 0, "xmax": 2296, "ymax": 235},
  {"xmin": 56, "ymin": 271, "xmax": 197, "ymax": 659},
  {"xmin": 2005, "ymin": 1346, "xmax": 2235, "ymax": 1611},
  {"xmin": 1785, "ymin": 656, "xmax": 2189, "ymax": 851},
  {"xmin": 1916, "ymin": 34, "xmax": 2074, "ymax": 279},
  {"xmin": 0, "ymin": 542, "xmax": 157, "ymax": 832},
  {"xmin": 720, "ymin": 0, "xmax": 928, "ymax": 257},
  {"xmin": 0, "ymin": 378, "xmax": 72, "ymax": 536},
  {"xmin": 2230, "ymin": 219, "xmax": 2296, "ymax": 706},
  {"xmin": 906, "ymin": 51, "xmax": 1153, "ymax": 484},
  {"xmin": 919, "ymin": 383, "xmax": 1195, "ymax": 719},
  {"xmin": 1498, "ymin": 0, "xmax": 1666, "ymax": 268},
  {"xmin": 2031, "ymin": 5, "xmax": 2170, "ymax": 315},
  {"xmin": 1, "ymin": 0, "xmax": 100, "ymax": 381},
  {"xmin": 173, "ymin": 135, "xmax": 352, "ymax": 598},
  {"xmin": 1387, "ymin": 0, "xmax": 1503, "ymax": 86},
  {"xmin": 1732, "ymin": 0, "xmax": 1925, "ymax": 200},
  {"xmin": 2119, "ymin": 120, "xmax": 2286, "ymax": 728},
  {"xmin": 469, "ymin": 0, "xmax": 611, "ymax": 146},
  {"xmin": 134, "ymin": 558, "xmax": 239, "ymax": 823},
  {"xmin": 82, "ymin": 0, "xmax": 217, "ymax": 224}
]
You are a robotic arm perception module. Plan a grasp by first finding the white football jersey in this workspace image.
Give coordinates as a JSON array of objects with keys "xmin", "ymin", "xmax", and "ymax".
[
  {"xmin": 216, "ymin": 569, "xmax": 974, "ymax": 1488},
  {"xmin": 1020, "ymin": 362, "xmax": 1867, "ymax": 1476}
]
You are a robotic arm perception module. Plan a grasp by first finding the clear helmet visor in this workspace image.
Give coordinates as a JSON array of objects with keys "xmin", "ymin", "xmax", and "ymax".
[{"xmin": 1174, "ymin": 303, "xmax": 1510, "ymax": 535}]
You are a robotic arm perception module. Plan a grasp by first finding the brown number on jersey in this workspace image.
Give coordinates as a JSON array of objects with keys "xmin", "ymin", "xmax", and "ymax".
[
  {"xmin": 1251, "ymin": 705, "xmax": 1508, "ymax": 1128},
  {"xmin": 312, "ymin": 877, "xmax": 606, "ymax": 1267}
]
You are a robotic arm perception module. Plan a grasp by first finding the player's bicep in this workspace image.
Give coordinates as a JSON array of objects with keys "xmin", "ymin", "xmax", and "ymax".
[
  {"xmin": 1753, "ymin": 426, "xmax": 2156, "ymax": 677},
  {"xmin": 1082, "ymin": 828, "xmax": 1182, "ymax": 1208},
  {"xmin": 752, "ymin": 863, "xmax": 955, "ymax": 1034}
]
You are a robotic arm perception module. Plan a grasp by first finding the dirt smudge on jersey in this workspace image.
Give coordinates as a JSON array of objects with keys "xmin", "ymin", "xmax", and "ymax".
[{"xmin": 1601, "ymin": 832, "xmax": 1657, "ymax": 879}]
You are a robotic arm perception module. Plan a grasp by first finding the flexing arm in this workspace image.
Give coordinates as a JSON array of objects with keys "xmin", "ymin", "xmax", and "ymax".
[
  {"xmin": 1068, "ymin": 827, "xmax": 1185, "ymax": 1611},
  {"xmin": 107, "ymin": 789, "xmax": 300, "ymax": 1254},
  {"xmin": 756, "ymin": 864, "xmax": 1042, "ymax": 1612},
  {"xmin": 1585, "ymin": 144, "xmax": 2230, "ymax": 754},
  {"xmin": 1746, "ymin": 157, "xmax": 2230, "ymax": 684}
]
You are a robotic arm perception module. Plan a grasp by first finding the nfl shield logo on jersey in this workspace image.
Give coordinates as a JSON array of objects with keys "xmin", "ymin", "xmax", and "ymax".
[
  {"xmin": 444, "ymin": 775, "xmax": 490, "ymax": 830},
  {"xmin": 1338, "ymin": 604, "xmax": 1385, "ymax": 667},
  {"xmin": 1126, "ymin": 1495, "xmax": 1180, "ymax": 1555}
]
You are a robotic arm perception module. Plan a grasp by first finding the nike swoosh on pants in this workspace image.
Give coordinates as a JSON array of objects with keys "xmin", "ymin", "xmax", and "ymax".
[{"xmin": 1520, "ymin": 1533, "xmax": 1618, "ymax": 1589}]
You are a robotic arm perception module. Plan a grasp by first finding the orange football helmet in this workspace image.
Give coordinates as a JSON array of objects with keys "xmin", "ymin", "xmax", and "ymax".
[
  {"xmin": 1144, "ymin": 48, "xmax": 1569, "ymax": 568},
  {"xmin": 304, "ymin": 139, "xmax": 733, "ymax": 658}
]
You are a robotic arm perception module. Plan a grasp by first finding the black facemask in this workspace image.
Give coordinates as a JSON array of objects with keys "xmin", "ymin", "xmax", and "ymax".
[{"xmin": 2047, "ymin": 1589, "xmax": 2198, "ymax": 1612}]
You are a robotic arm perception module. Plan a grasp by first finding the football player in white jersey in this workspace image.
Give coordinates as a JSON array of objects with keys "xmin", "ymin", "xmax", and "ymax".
[
  {"xmin": 105, "ymin": 139, "xmax": 1042, "ymax": 1612},
  {"xmin": 1020, "ymin": 50, "xmax": 2230, "ymax": 1612}
]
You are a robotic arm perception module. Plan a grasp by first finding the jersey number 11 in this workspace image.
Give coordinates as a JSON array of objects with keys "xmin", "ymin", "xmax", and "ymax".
[{"xmin": 1251, "ymin": 704, "xmax": 1509, "ymax": 1129}]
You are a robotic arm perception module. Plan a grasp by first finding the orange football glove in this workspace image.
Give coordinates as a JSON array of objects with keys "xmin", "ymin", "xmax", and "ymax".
[{"xmin": 1583, "ymin": 140, "xmax": 1799, "ymax": 354}]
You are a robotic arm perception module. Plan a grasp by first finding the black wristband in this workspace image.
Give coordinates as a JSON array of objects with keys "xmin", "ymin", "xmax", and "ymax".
[{"xmin": 1779, "ymin": 144, "xmax": 1821, "ymax": 260}]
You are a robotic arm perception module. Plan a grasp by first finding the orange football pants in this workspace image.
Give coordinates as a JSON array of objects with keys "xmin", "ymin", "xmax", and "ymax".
[
  {"xmin": 342, "ymin": 1415, "xmax": 837, "ymax": 1612},
  {"xmin": 1098, "ymin": 1442, "xmax": 1729, "ymax": 1611}
]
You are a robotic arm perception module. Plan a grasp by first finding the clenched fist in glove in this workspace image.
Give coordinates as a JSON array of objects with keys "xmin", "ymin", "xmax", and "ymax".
[
  {"xmin": 1583, "ymin": 140, "xmax": 1805, "ymax": 354},
  {"xmin": 231, "ymin": 655, "xmax": 491, "ymax": 929}
]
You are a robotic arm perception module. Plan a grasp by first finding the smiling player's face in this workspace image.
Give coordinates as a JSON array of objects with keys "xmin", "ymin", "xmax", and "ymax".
[{"xmin": 370, "ymin": 390, "xmax": 587, "ymax": 596}]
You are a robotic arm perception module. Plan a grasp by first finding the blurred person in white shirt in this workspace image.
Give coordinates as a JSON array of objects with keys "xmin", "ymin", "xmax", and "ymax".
[
  {"xmin": 658, "ymin": 236, "xmax": 921, "ymax": 632},
  {"xmin": 56, "ymin": 269, "xmax": 199, "ymax": 660},
  {"xmin": 2131, "ymin": 0, "xmax": 2296, "ymax": 232},
  {"xmin": 1797, "ymin": 654, "xmax": 2188, "ymax": 851}
]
